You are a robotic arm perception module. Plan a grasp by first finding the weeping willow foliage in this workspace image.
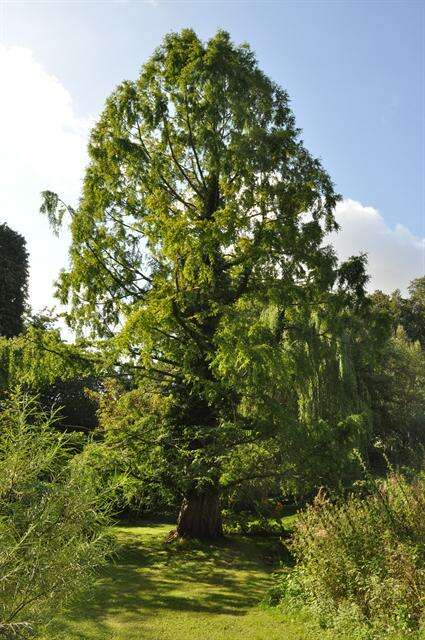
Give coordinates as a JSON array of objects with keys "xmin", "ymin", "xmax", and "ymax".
[
  {"xmin": 0, "ymin": 326, "xmax": 95, "ymax": 393},
  {"xmin": 290, "ymin": 323, "xmax": 371, "ymax": 491},
  {"xmin": 297, "ymin": 326, "xmax": 365, "ymax": 425}
]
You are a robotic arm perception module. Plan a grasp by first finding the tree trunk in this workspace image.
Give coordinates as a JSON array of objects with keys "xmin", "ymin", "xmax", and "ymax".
[{"xmin": 176, "ymin": 489, "xmax": 222, "ymax": 539}]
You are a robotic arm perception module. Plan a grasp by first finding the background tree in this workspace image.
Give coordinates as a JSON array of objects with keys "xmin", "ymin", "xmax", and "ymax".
[
  {"xmin": 370, "ymin": 278, "xmax": 425, "ymax": 350},
  {"xmin": 400, "ymin": 277, "xmax": 425, "ymax": 349},
  {"xmin": 0, "ymin": 224, "xmax": 29, "ymax": 338},
  {"xmin": 42, "ymin": 29, "xmax": 368, "ymax": 538},
  {"xmin": 367, "ymin": 282, "xmax": 425, "ymax": 466}
]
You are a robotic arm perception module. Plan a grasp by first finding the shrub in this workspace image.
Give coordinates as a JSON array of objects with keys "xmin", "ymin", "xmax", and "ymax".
[
  {"xmin": 80, "ymin": 379, "xmax": 180, "ymax": 518},
  {"xmin": 0, "ymin": 393, "xmax": 112, "ymax": 638},
  {"xmin": 273, "ymin": 473, "xmax": 425, "ymax": 638}
]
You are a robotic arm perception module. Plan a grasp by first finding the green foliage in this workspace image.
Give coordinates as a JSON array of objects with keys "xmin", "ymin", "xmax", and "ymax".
[
  {"xmin": 0, "ymin": 392, "xmax": 112, "ymax": 638},
  {"xmin": 370, "ymin": 278, "xmax": 425, "ymax": 350},
  {"xmin": 273, "ymin": 473, "xmax": 425, "ymax": 638},
  {"xmin": 223, "ymin": 500, "xmax": 297, "ymax": 537},
  {"xmin": 403, "ymin": 277, "xmax": 425, "ymax": 349},
  {"xmin": 0, "ymin": 321, "xmax": 105, "ymax": 431},
  {"xmin": 0, "ymin": 224, "xmax": 29, "ymax": 338},
  {"xmin": 367, "ymin": 326, "xmax": 425, "ymax": 466},
  {"xmin": 80, "ymin": 379, "xmax": 179, "ymax": 515},
  {"xmin": 41, "ymin": 30, "xmax": 371, "ymax": 533},
  {"xmin": 0, "ymin": 325, "xmax": 93, "ymax": 393},
  {"xmin": 37, "ymin": 375, "xmax": 100, "ymax": 431},
  {"xmin": 219, "ymin": 296, "xmax": 379, "ymax": 500}
]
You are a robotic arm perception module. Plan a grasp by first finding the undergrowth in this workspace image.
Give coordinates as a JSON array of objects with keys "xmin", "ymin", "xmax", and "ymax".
[{"xmin": 271, "ymin": 471, "xmax": 425, "ymax": 639}]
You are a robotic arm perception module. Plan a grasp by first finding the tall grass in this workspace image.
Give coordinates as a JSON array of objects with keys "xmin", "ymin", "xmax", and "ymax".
[{"xmin": 272, "ymin": 472, "xmax": 425, "ymax": 638}]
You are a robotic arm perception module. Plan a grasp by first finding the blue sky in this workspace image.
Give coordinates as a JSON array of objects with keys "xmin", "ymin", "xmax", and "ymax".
[{"xmin": 0, "ymin": 0, "xmax": 424, "ymax": 310}]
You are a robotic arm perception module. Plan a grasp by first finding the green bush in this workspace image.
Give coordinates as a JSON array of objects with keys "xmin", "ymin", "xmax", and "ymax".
[
  {"xmin": 0, "ymin": 393, "xmax": 112, "ymax": 638},
  {"xmin": 79, "ymin": 380, "xmax": 180, "ymax": 518},
  {"xmin": 273, "ymin": 473, "xmax": 425, "ymax": 638}
]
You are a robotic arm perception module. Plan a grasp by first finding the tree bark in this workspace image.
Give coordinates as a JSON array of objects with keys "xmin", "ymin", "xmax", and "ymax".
[{"xmin": 176, "ymin": 489, "xmax": 222, "ymax": 539}]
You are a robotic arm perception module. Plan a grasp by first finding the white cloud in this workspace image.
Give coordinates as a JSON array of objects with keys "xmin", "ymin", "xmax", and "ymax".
[
  {"xmin": 330, "ymin": 199, "xmax": 424, "ymax": 294},
  {"xmin": 0, "ymin": 45, "xmax": 91, "ymax": 313}
]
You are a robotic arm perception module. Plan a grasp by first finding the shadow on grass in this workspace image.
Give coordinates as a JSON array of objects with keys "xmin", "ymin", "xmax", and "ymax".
[{"xmin": 51, "ymin": 523, "xmax": 291, "ymax": 638}]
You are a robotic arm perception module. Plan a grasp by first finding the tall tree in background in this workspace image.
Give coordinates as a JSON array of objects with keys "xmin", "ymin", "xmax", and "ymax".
[
  {"xmin": 401, "ymin": 277, "xmax": 425, "ymax": 349},
  {"xmin": 0, "ymin": 224, "xmax": 29, "ymax": 338},
  {"xmin": 370, "ymin": 278, "xmax": 425, "ymax": 351},
  {"xmin": 367, "ymin": 280, "xmax": 425, "ymax": 465},
  {"xmin": 42, "ymin": 30, "xmax": 367, "ymax": 538}
]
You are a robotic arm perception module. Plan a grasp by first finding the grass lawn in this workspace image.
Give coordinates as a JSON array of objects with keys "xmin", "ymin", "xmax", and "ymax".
[{"xmin": 43, "ymin": 522, "xmax": 313, "ymax": 640}]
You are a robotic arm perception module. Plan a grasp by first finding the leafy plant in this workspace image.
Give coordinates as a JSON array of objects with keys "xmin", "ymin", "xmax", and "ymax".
[
  {"xmin": 272, "ymin": 472, "xmax": 425, "ymax": 637},
  {"xmin": 0, "ymin": 392, "xmax": 112, "ymax": 638}
]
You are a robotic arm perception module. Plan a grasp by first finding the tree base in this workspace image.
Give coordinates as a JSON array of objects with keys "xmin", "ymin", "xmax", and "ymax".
[{"xmin": 176, "ymin": 491, "xmax": 222, "ymax": 539}]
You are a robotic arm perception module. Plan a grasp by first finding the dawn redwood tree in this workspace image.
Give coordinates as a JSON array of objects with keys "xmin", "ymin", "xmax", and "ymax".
[
  {"xmin": 42, "ymin": 30, "xmax": 365, "ymax": 538},
  {"xmin": 0, "ymin": 224, "xmax": 29, "ymax": 338}
]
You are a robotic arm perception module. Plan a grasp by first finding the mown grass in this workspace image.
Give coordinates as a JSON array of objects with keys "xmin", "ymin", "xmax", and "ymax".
[
  {"xmin": 45, "ymin": 520, "xmax": 400, "ymax": 640},
  {"xmin": 42, "ymin": 522, "xmax": 312, "ymax": 640}
]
